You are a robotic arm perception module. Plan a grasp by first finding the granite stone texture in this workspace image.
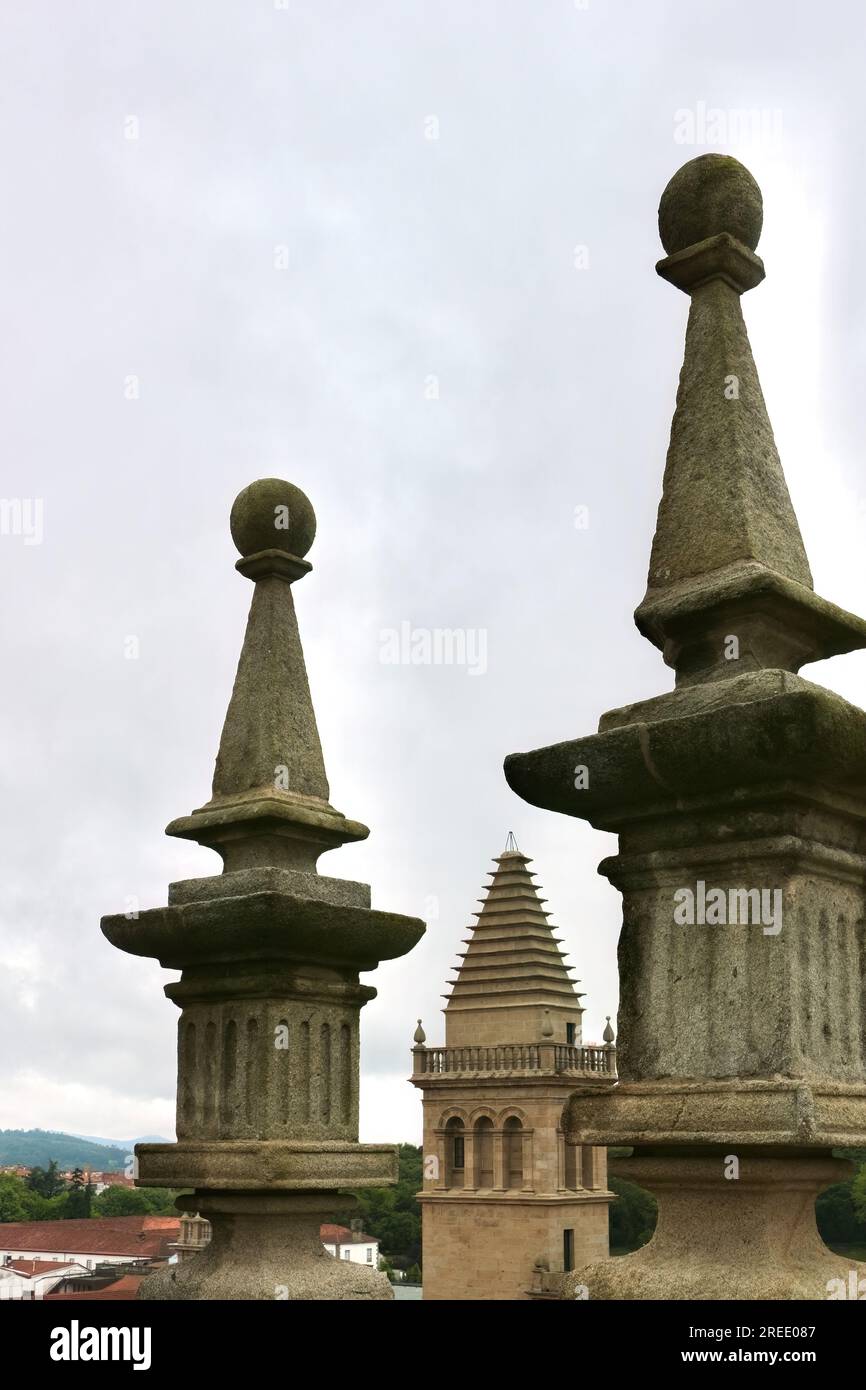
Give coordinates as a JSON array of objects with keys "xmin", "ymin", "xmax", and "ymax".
[
  {"xmin": 505, "ymin": 155, "xmax": 866, "ymax": 1299},
  {"xmin": 102, "ymin": 479, "xmax": 424, "ymax": 1300},
  {"xmin": 658, "ymin": 152, "xmax": 763, "ymax": 256}
]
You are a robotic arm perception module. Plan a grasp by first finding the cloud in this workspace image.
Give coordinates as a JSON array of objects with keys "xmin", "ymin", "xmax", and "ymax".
[{"xmin": 2, "ymin": 0, "xmax": 864, "ymax": 1145}]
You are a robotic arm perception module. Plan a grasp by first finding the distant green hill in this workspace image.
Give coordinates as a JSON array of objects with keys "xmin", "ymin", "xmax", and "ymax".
[
  {"xmin": 0, "ymin": 1129, "xmax": 127, "ymax": 1172},
  {"xmin": 71, "ymin": 1133, "xmax": 169, "ymax": 1150}
]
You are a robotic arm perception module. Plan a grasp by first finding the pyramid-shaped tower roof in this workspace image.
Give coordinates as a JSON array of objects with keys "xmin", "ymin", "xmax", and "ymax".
[{"xmin": 443, "ymin": 836, "xmax": 584, "ymax": 1047}]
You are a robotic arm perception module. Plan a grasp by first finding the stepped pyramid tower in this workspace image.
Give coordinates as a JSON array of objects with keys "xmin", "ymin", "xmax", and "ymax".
[
  {"xmin": 444, "ymin": 833, "xmax": 585, "ymax": 1047},
  {"xmin": 411, "ymin": 837, "xmax": 615, "ymax": 1300}
]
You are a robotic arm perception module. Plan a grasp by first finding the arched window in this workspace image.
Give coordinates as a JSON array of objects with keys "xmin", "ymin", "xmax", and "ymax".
[
  {"xmin": 564, "ymin": 1136, "xmax": 578, "ymax": 1190},
  {"xmin": 474, "ymin": 1116, "xmax": 494, "ymax": 1188},
  {"xmin": 444, "ymin": 1116, "xmax": 464, "ymax": 1187},
  {"xmin": 503, "ymin": 1116, "xmax": 523, "ymax": 1188}
]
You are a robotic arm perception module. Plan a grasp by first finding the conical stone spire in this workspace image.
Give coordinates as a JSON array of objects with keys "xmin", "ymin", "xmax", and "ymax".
[
  {"xmin": 167, "ymin": 478, "xmax": 367, "ymax": 873},
  {"xmin": 505, "ymin": 155, "xmax": 866, "ymax": 1301},
  {"xmin": 648, "ymin": 161, "xmax": 811, "ymax": 591},
  {"xmin": 444, "ymin": 841, "xmax": 583, "ymax": 1047},
  {"xmin": 102, "ymin": 478, "xmax": 424, "ymax": 1301},
  {"xmin": 637, "ymin": 154, "xmax": 866, "ymax": 686}
]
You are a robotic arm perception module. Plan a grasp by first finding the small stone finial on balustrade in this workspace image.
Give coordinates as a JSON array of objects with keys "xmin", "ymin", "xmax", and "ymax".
[
  {"xmin": 412, "ymin": 1019, "xmax": 427, "ymax": 1074},
  {"xmin": 102, "ymin": 478, "xmax": 425, "ymax": 1300},
  {"xmin": 602, "ymin": 1016, "xmax": 615, "ymax": 1046},
  {"xmin": 537, "ymin": 1008, "xmax": 557, "ymax": 1073}
]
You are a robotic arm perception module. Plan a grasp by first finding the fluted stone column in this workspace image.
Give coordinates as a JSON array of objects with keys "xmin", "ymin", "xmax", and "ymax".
[
  {"xmin": 103, "ymin": 478, "xmax": 424, "ymax": 1299},
  {"xmin": 505, "ymin": 155, "xmax": 866, "ymax": 1299}
]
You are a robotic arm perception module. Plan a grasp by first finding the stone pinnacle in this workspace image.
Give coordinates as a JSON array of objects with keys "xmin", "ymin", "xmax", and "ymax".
[
  {"xmin": 503, "ymin": 150, "xmax": 866, "ymax": 1302},
  {"xmin": 637, "ymin": 153, "xmax": 866, "ymax": 686},
  {"xmin": 167, "ymin": 477, "xmax": 368, "ymax": 874},
  {"xmin": 102, "ymin": 477, "xmax": 425, "ymax": 1300}
]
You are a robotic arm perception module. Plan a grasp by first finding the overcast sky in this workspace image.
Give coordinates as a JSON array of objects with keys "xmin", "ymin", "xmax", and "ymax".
[{"xmin": 3, "ymin": 0, "xmax": 866, "ymax": 1147}]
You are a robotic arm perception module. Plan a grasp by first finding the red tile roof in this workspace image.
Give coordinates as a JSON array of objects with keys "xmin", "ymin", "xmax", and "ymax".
[
  {"xmin": 0, "ymin": 1216, "xmax": 180, "ymax": 1260},
  {"xmin": 319, "ymin": 1224, "xmax": 376, "ymax": 1245},
  {"xmin": 320, "ymin": 1224, "xmax": 351, "ymax": 1243},
  {"xmin": 6, "ymin": 1259, "xmax": 74, "ymax": 1276},
  {"xmin": 46, "ymin": 1275, "xmax": 143, "ymax": 1301}
]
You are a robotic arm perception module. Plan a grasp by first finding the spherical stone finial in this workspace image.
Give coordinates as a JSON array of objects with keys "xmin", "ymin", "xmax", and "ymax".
[
  {"xmin": 230, "ymin": 478, "xmax": 317, "ymax": 561},
  {"xmin": 658, "ymin": 154, "xmax": 763, "ymax": 256}
]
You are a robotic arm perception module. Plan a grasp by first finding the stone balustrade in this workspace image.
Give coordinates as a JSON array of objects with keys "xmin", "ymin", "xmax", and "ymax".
[{"xmin": 413, "ymin": 1042, "xmax": 616, "ymax": 1078}]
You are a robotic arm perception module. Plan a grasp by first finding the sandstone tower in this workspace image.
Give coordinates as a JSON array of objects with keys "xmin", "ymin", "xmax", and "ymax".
[{"xmin": 411, "ymin": 837, "xmax": 615, "ymax": 1299}]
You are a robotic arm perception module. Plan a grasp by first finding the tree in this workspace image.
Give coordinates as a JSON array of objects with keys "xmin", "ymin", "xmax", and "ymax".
[
  {"xmin": 609, "ymin": 1177, "xmax": 657, "ymax": 1252},
  {"xmin": 345, "ymin": 1144, "xmax": 422, "ymax": 1267},
  {"xmin": 0, "ymin": 1176, "xmax": 27, "ymax": 1223},
  {"xmin": 62, "ymin": 1168, "xmax": 94, "ymax": 1219},
  {"xmin": 137, "ymin": 1187, "xmax": 183, "ymax": 1216},
  {"xmin": 92, "ymin": 1187, "xmax": 151, "ymax": 1217},
  {"xmin": 91, "ymin": 1185, "xmax": 179, "ymax": 1217},
  {"xmin": 816, "ymin": 1179, "xmax": 866, "ymax": 1247},
  {"xmin": 0, "ymin": 1174, "xmax": 66, "ymax": 1222},
  {"xmin": 21, "ymin": 1190, "xmax": 66, "ymax": 1222},
  {"xmin": 25, "ymin": 1159, "xmax": 64, "ymax": 1199}
]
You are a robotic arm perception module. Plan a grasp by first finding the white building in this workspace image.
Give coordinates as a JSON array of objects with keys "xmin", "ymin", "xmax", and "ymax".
[
  {"xmin": 320, "ymin": 1223, "xmax": 379, "ymax": 1267},
  {"xmin": 0, "ymin": 1259, "xmax": 86, "ymax": 1300}
]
